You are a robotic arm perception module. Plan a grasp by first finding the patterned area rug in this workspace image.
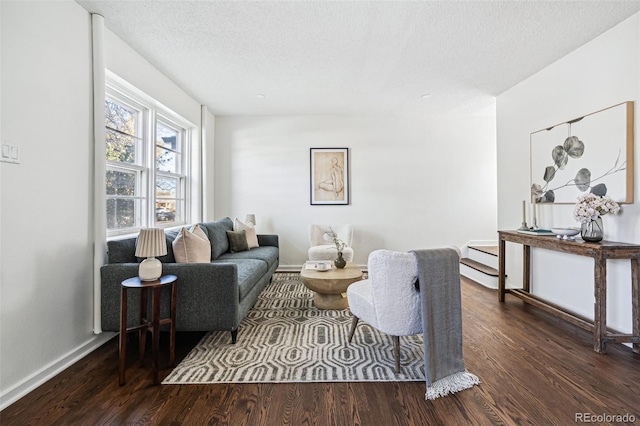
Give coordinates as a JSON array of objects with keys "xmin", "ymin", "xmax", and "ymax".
[{"xmin": 163, "ymin": 272, "xmax": 425, "ymax": 384}]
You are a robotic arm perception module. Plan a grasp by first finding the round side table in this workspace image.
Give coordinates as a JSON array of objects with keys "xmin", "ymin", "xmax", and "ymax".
[{"xmin": 119, "ymin": 274, "xmax": 177, "ymax": 385}]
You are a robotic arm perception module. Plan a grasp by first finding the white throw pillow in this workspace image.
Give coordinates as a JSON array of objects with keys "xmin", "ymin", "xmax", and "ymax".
[
  {"xmin": 172, "ymin": 224, "xmax": 211, "ymax": 263},
  {"xmin": 234, "ymin": 218, "xmax": 259, "ymax": 249}
]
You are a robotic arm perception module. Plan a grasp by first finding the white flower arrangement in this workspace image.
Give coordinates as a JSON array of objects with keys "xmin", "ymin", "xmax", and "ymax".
[{"xmin": 573, "ymin": 193, "xmax": 621, "ymax": 223}]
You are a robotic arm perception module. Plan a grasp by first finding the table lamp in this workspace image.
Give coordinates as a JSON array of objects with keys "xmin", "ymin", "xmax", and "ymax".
[
  {"xmin": 245, "ymin": 214, "xmax": 256, "ymax": 226},
  {"xmin": 135, "ymin": 228, "xmax": 167, "ymax": 281}
]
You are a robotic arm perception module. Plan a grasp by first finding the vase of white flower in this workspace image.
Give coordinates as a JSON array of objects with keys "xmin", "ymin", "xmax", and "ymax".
[{"xmin": 573, "ymin": 193, "xmax": 620, "ymax": 243}]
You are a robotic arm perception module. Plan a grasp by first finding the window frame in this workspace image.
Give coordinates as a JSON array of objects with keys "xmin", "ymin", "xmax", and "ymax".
[{"xmin": 105, "ymin": 73, "xmax": 194, "ymax": 238}]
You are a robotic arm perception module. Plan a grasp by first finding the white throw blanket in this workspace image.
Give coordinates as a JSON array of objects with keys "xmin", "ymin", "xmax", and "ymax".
[{"xmin": 410, "ymin": 248, "xmax": 480, "ymax": 400}]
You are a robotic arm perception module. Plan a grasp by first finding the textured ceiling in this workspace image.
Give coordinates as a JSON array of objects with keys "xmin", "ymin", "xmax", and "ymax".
[{"xmin": 76, "ymin": 1, "xmax": 640, "ymax": 116}]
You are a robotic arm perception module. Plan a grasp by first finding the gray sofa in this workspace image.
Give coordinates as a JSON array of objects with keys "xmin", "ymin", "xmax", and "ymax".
[{"xmin": 100, "ymin": 217, "xmax": 279, "ymax": 343}]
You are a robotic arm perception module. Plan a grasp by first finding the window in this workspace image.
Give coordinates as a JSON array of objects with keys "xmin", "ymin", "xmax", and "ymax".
[{"xmin": 105, "ymin": 76, "xmax": 192, "ymax": 236}]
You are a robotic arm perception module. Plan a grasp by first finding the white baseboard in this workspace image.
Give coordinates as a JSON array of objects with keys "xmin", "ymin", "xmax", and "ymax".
[
  {"xmin": 277, "ymin": 265, "xmax": 304, "ymax": 272},
  {"xmin": 466, "ymin": 239, "xmax": 498, "ymax": 247},
  {"xmin": 0, "ymin": 332, "xmax": 116, "ymax": 411}
]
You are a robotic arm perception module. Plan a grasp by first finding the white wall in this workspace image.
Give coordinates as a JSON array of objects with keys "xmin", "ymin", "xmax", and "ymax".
[
  {"xmin": 0, "ymin": 1, "xmax": 212, "ymax": 409},
  {"xmin": 104, "ymin": 29, "xmax": 201, "ymax": 126},
  {"xmin": 497, "ymin": 13, "xmax": 640, "ymax": 332},
  {"xmin": 1, "ymin": 0, "xmax": 96, "ymax": 406},
  {"xmin": 214, "ymin": 115, "xmax": 497, "ymax": 266},
  {"xmin": 104, "ymin": 28, "xmax": 206, "ymax": 224}
]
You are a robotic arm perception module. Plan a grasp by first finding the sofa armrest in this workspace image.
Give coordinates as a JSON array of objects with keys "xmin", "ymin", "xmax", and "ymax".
[
  {"xmin": 257, "ymin": 234, "xmax": 279, "ymax": 248},
  {"xmin": 100, "ymin": 262, "xmax": 240, "ymax": 331}
]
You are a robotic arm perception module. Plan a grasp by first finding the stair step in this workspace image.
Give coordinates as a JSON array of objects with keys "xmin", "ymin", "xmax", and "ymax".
[
  {"xmin": 460, "ymin": 257, "xmax": 499, "ymax": 277},
  {"xmin": 469, "ymin": 245, "xmax": 498, "ymax": 257}
]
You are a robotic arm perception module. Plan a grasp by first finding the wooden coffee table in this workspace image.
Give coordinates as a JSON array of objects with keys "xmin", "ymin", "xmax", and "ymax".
[{"xmin": 300, "ymin": 262, "xmax": 363, "ymax": 309}]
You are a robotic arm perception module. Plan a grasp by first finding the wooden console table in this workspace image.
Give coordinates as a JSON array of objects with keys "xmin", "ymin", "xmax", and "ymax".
[{"xmin": 498, "ymin": 230, "xmax": 640, "ymax": 354}]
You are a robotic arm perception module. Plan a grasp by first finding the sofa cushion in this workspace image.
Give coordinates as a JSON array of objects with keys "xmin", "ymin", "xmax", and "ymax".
[
  {"xmin": 107, "ymin": 238, "xmax": 137, "ymax": 263},
  {"xmin": 108, "ymin": 230, "xmax": 178, "ymax": 264},
  {"xmin": 234, "ymin": 218, "xmax": 259, "ymax": 248},
  {"xmin": 200, "ymin": 217, "xmax": 234, "ymax": 260},
  {"xmin": 138, "ymin": 229, "xmax": 179, "ymax": 263},
  {"xmin": 218, "ymin": 246, "xmax": 279, "ymax": 270},
  {"xmin": 227, "ymin": 230, "xmax": 249, "ymax": 253},
  {"xmin": 212, "ymin": 258, "xmax": 268, "ymax": 300},
  {"xmin": 173, "ymin": 225, "xmax": 211, "ymax": 263}
]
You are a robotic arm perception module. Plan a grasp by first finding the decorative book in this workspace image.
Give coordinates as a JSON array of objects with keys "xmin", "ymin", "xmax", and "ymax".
[{"xmin": 517, "ymin": 229, "xmax": 555, "ymax": 236}]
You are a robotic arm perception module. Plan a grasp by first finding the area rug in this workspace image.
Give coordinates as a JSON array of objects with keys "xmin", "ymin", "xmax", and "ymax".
[{"xmin": 163, "ymin": 272, "xmax": 425, "ymax": 384}]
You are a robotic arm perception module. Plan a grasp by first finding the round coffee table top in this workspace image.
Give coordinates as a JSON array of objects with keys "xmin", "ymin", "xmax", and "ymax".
[{"xmin": 300, "ymin": 262, "xmax": 363, "ymax": 294}]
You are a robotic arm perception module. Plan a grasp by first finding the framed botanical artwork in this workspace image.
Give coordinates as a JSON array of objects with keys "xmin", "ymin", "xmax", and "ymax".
[
  {"xmin": 310, "ymin": 148, "xmax": 349, "ymax": 205},
  {"xmin": 530, "ymin": 101, "xmax": 634, "ymax": 204}
]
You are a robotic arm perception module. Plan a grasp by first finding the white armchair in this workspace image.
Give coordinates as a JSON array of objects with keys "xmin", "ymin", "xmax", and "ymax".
[
  {"xmin": 346, "ymin": 249, "xmax": 422, "ymax": 373},
  {"xmin": 307, "ymin": 224, "xmax": 354, "ymax": 262}
]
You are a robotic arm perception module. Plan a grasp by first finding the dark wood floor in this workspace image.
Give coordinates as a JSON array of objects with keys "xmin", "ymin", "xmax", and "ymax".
[{"xmin": 2, "ymin": 277, "xmax": 639, "ymax": 425}]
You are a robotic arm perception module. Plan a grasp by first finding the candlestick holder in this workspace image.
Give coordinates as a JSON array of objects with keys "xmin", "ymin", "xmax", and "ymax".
[{"xmin": 519, "ymin": 200, "xmax": 529, "ymax": 230}]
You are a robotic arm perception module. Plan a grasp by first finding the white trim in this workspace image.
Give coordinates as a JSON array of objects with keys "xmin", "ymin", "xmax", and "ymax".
[
  {"xmin": 92, "ymin": 13, "xmax": 107, "ymax": 334},
  {"xmin": 106, "ymin": 71, "xmax": 196, "ymax": 131},
  {"xmin": 465, "ymin": 239, "xmax": 498, "ymax": 247},
  {"xmin": 0, "ymin": 333, "xmax": 116, "ymax": 411},
  {"xmin": 200, "ymin": 105, "xmax": 209, "ymax": 222}
]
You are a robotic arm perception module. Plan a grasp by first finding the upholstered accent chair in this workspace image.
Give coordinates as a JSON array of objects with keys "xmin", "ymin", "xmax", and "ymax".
[
  {"xmin": 307, "ymin": 224, "xmax": 354, "ymax": 262},
  {"xmin": 346, "ymin": 249, "xmax": 422, "ymax": 373}
]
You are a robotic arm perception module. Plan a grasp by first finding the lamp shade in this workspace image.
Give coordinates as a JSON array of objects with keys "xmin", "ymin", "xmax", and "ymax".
[
  {"xmin": 135, "ymin": 228, "xmax": 167, "ymax": 281},
  {"xmin": 245, "ymin": 214, "xmax": 256, "ymax": 226},
  {"xmin": 135, "ymin": 228, "xmax": 168, "ymax": 258}
]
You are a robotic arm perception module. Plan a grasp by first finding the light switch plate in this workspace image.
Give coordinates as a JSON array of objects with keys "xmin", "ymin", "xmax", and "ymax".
[{"xmin": 1, "ymin": 142, "xmax": 20, "ymax": 164}]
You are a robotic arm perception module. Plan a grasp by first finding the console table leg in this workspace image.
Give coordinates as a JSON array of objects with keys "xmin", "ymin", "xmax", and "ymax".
[
  {"xmin": 523, "ymin": 245, "xmax": 531, "ymax": 292},
  {"xmin": 594, "ymin": 255, "xmax": 607, "ymax": 354},
  {"xmin": 498, "ymin": 238, "xmax": 506, "ymax": 302}
]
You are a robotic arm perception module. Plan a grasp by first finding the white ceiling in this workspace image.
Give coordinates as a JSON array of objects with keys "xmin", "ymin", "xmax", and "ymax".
[{"xmin": 76, "ymin": 1, "xmax": 640, "ymax": 116}]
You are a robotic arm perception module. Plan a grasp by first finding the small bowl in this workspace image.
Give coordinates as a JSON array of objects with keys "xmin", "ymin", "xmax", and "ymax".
[
  {"xmin": 551, "ymin": 228, "xmax": 580, "ymax": 240},
  {"xmin": 316, "ymin": 263, "xmax": 331, "ymax": 271}
]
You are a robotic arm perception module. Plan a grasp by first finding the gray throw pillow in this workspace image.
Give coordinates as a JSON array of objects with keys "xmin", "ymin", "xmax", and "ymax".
[
  {"xmin": 200, "ymin": 217, "xmax": 233, "ymax": 259},
  {"xmin": 227, "ymin": 230, "xmax": 249, "ymax": 253}
]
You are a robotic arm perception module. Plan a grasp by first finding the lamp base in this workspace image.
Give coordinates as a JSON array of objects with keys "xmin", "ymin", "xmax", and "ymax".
[{"xmin": 139, "ymin": 257, "xmax": 162, "ymax": 281}]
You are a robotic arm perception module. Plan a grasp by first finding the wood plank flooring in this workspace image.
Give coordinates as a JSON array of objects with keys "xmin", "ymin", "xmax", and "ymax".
[{"xmin": 2, "ymin": 276, "xmax": 639, "ymax": 425}]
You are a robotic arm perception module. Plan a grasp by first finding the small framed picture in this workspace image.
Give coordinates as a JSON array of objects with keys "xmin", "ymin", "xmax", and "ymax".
[{"xmin": 310, "ymin": 148, "xmax": 349, "ymax": 205}]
